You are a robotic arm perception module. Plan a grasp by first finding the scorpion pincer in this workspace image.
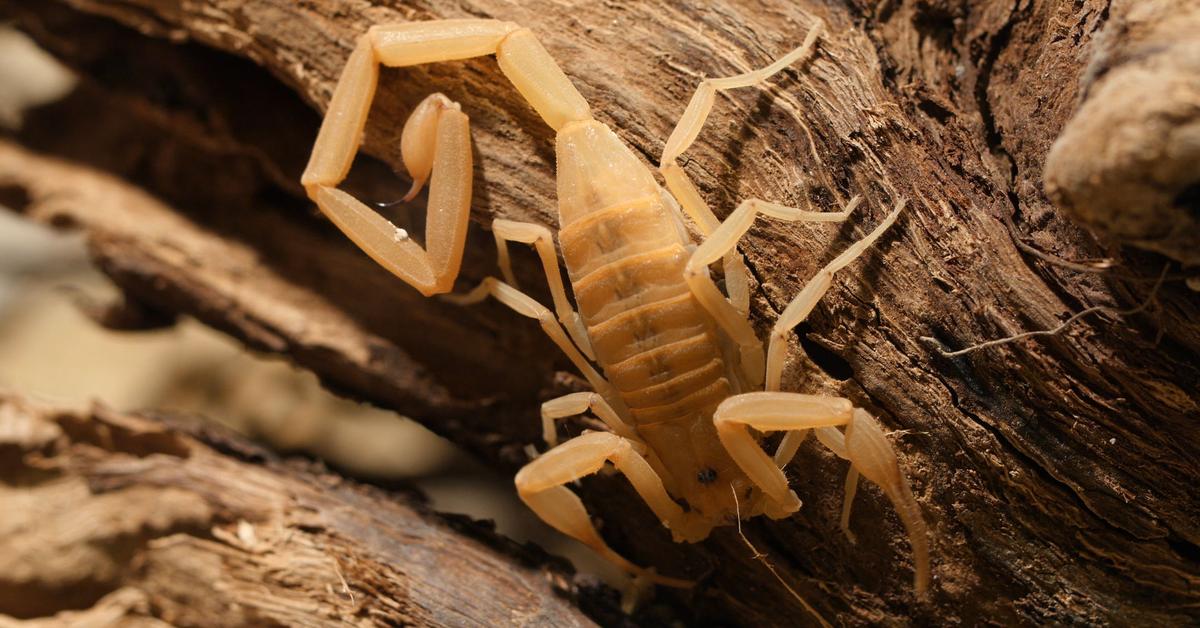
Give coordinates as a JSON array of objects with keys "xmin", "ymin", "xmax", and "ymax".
[{"xmin": 301, "ymin": 17, "xmax": 929, "ymax": 597}]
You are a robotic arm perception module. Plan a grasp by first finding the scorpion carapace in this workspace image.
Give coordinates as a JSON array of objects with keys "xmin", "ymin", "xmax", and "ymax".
[{"xmin": 302, "ymin": 17, "xmax": 930, "ymax": 598}]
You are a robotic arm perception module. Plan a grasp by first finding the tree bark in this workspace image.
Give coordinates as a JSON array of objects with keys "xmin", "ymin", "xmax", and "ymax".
[
  {"xmin": 0, "ymin": 391, "xmax": 596, "ymax": 627},
  {"xmin": 0, "ymin": 0, "xmax": 1197, "ymax": 625}
]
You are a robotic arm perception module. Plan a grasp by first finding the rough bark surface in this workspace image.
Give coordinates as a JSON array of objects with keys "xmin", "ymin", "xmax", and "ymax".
[
  {"xmin": 0, "ymin": 392, "xmax": 596, "ymax": 627},
  {"xmin": 0, "ymin": 0, "xmax": 1197, "ymax": 625}
]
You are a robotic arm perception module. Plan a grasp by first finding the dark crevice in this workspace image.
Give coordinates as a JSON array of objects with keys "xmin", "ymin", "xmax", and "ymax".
[
  {"xmin": 0, "ymin": 183, "xmax": 31, "ymax": 213},
  {"xmin": 741, "ymin": 255, "xmax": 778, "ymax": 317},
  {"xmin": 972, "ymin": 0, "xmax": 1023, "ymax": 179},
  {"xmin": 913, "ymin": 1, "xmax": 961, "ymax": 53},
  {"xmin": 1166, "ymin": 533, "xmax": 1200, "ymax": 566},
  {"xmin": 1173, "ymin": 181, "xmax": 1200, "ymax": 219},
  {"xmin": 797, "ymin": 322, "xmax": 855, "ymax": 381},
  {"xmin": 917, "ymin": 97, "xmax": 955, "ymax": 124},
  {"xmin": 82, "ymin": 292, "xmax": 180, "ymax": 332},
  {"xmin": 0, "ymin": 576, "xmax": 119, "ymax": 620},
  {"xmin": 971, "ymin": 3, "xmax": 1097, "ymax": 314}
]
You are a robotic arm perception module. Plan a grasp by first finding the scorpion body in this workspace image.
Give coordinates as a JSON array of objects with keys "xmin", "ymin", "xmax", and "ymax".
[
  {"xmin": 557, "ymin": 119, "xmax": 747, "ymax": 525},
  {"xmin": 302, "ymin": 17, "xmax": 929, "ymax": 599}
]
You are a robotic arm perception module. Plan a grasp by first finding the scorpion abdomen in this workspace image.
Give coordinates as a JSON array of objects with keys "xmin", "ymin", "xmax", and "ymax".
[{"xmin": 556, "ymin": 120, "xmax": 748, "ymax": 512}]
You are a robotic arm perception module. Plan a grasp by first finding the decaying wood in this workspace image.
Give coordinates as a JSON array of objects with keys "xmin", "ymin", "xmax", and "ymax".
[
  {"xmin": 1044, "ymin": 0, "xmax": 1200, "ymax": 266},
  {"xmin": 0, "ymin": 0, "xmax": 1197, "ymax": 625},
  {"xmin": 0, "ymin": 391, "xmax": 597, "ymax": 626}
]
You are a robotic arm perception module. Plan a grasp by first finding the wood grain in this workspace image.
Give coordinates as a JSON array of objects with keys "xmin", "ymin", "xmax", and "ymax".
[
  {"xmin": 0, "ymin": 391, "xmax": 595, "ymax": 626},
  {"xmin": 1, "ymin": 0, "xmax": 1197, "ymax": 624}
]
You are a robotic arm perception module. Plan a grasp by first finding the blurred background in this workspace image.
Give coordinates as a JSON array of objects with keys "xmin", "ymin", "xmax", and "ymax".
[{"xmin": 0, "ymin": 24, "xmax": 620, "ymax": 587}]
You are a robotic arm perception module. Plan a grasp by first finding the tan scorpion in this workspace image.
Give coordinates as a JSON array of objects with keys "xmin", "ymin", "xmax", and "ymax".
[{"xmin": 301, "ymin": 17, "xmax": 930, "ymax": 597}]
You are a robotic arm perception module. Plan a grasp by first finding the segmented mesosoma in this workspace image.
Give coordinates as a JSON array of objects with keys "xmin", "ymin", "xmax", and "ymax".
[{"xmin": 301, "ymin": 17, "xmax": 930, "ymax": 596}]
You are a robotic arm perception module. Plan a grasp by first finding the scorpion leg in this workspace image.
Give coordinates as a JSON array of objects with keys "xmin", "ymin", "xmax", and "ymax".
[
  {"xmin": 443, "ymin": 277, "xmax": 626, "ymax": 416},
  {"xmin": 713, "ymin": 392, "xmax": 852, "ymax": 516},
  {"xmin": 713, "ymin": 393, "xmax": 930, "ymax": 595},
  {"xmin": 515, "ymin": 432, "xmax": 698, "ymax": 587},
  {"xmin": 540, "ymin": 392, "xmax": 637, "ymax": 447},
  {"xmin": 684, "ymin": 196, "xmax": 862, "ymax": 387},
  {"xmin": 491, "ymin": 219, "xmax": 594, "ymax": 359},
  {"xmin": 660, "ymin": 19, "xmax": 825, "ymax": 315},
  {"xmin": 539, "ymin": 392, "xmax": 682, "ymax": 496},
  {"xmin": 756, "ymin": 199, "xmax": 925, "ymax": 589},
  {"xmin": 758, "ymin": 199, "xmax": 902, "ymax": 463},
  {"xmin": 808, "ymin": 427, "xmax": 860, "ymax": 541},
  {"xmin": 765, "ymin": 198, "xmax": 905, "ymax": 391}
]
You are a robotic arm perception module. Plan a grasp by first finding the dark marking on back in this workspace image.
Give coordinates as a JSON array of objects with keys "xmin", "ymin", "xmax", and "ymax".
[{"xmin": 697, "ymin": 467, "xmax": 718, "ymax": 484}]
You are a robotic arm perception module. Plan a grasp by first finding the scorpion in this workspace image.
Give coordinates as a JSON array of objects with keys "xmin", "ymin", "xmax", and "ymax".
[{"xmin": 301, "ymin": 16, "xmax": 930, "ymax": 598}]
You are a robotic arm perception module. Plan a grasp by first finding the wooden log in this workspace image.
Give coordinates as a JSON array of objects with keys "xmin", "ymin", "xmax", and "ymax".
[
  {"xmin": 0, "ymin": 0, "xmax": 1197, "ymax": 624},
  {"xmin": 0, "ymin": 391, "xmax": 596, "ymax": 626}
]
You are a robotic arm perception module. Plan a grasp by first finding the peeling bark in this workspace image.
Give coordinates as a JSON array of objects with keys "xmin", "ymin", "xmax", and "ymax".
[{"xmin": 0, "ymin": 0, "xmax": 1197, "ymax": 625}]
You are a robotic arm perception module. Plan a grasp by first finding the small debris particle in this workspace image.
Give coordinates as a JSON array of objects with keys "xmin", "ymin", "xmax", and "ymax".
[
  {"xmin": 392, "ymin": 227, "xmax": 409, "ymax": 243},
  {"xmin": 237, "ymin": 520, "xmax": 257, "ymax": 548},
  {"xmin": 1108, "ymin": 438, "xmax": 1116, "ymax": 445}
]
